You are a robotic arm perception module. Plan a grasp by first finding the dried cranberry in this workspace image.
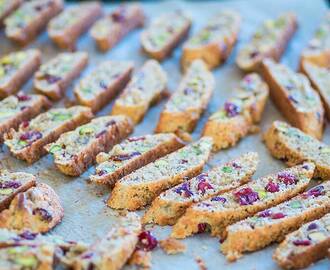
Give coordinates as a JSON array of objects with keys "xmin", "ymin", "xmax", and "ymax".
[
  {"xmin": 224, "ymin": 102, "xmax": 240, "ymax": 117},
  {"xmin": 210, "ymin": 196, "xmax": 226, "ymax": 203},
  {"xmin": 183, "ymin": 88, "xmax": 194, "ymax": 95},
  {"xmin": 110, "ymin": 152, "xmax": 141, "ymax": 161},
  {"xmin": 21, "ymin": 121, "xmax": 29, "ymax": 128},
  {"xmin": 293, "ymin": 239, "xmax": 311, "ymax": 246},
  {"xmin": 87, "ymin": 263, "xmax": 95, "ymax": 270},
  {"xmin": 305, "ymin": 185, "xmax": 325, "ymax": 197},
  {"xmin": 307, "ymin": 223, "xmax": 318, "ymax": 231},
  {"xmin": 106, "ymin": 120, "xmax": 116, "ymax": 127},
  {"xmin": 265, "ymin": 181, "xmax": 279, "ymax": 193},
  {"xmin": 43, "ymin": 74, "xmax": 61, "ymax": 84},
  {"xmin": 137, "ymin": 231, "xmax": 158, "ymax": 251},
  {"xmin": 271, "ymin": 212, "xmax": 286, "ymax": 219},
  {"xmin": 19, "ymin": 231, "xmax": 37, "ymax": 240},
  {"xmin": 111, "ymin": 7, "xmax": 126, "ymax": 23},
  {"xmin": 95, "ymin": 130, "xmax": 106, "ymax": 138},
  {"xmin": 196, "ymin": 174, "xmax": 213, "ymax": 194},
  {"xmin": 302, "ymin": 164, "xmax": 309, "ymax": 170},
  {"xmin": 234, "ymin": 187, "xmax": 259, "ymax": 205},
  {"xmin": 277, "ymin": 172, "xmax": 297, "ymax": 185},
  {"xmin": 33, "ymin": 208, "xmax": 52, "ymax": 222},
  {"xmin": 258, "ymin": 209, "xmax": 272, "ymax": 218},
  {"xmin": 232, "ymin": 162, "xmax": 242, "ymax": 169},
  {"xmin": 180, "ymin": 159, "xmax": 188, "ymax": 164},
  {"xmin": 197, "ymin": 223, "xmax": 209, "ymax": 233},
  {"xmin": 174, "ymin": 182, "xmax": 193, "ymax": 198},
  {"xmin": 127, "ymin": 136, "xmax": 145, "ymax": 142},
  {"xmin": 250, "ymin": 51, "xmax": 259, "ymax": 58},
  {"xmin": 81, "ymin": 252, "xmax": 94, "ymax": 259},
  {"xmin": 0, "ymin": 180, "xmax": 21, "ymax": 189},
  {"xmin": 19, "ymin": 131, "xmax": 42, "ymax": 143},
  {"xmin": 16, "ymin": 93, "xmax": 31, "ymax": 101},
  {"xmin": 97, "ymin": 170, "xmax": 107, "ymax": 176}
]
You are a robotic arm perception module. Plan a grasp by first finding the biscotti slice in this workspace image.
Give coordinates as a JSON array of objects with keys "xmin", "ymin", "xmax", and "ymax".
[
  {"xmin": 263, "ymin": 121, "xmax": 330, "ymax": 180},
  {"xmin": 155, "ymin": 60, "xmax": 215, "ymax": 133},
  {"xmin": 221, "ymin": 182, "xmax": 330, "ymax": 262},
  {"xmin": 4, "ymin": 106, "xmax": 93, "ymax": 163},
  {"xmin": 108, "ymin": 137, "xmax": 213, "ymax": 210},
  {"xmin": 141, "ymin": 10, "xmax": 191, "ymax": 61},
  {"xmin": 0, "ymin": 49, "xmax": 41, "ymax": 99},
  {"xmin": 0, "ymin": 183, "xmax": 64, "ymax": 233},
  {"xmin": 273, "ymin": 213, "xmax": 330, "ymax": 269},
  {"xmin": 202, "ymin": 73, "xmax": 269, "ymax": 151},
  {"xmin": 34, "ymin": 52, "xmax": 88, "ymax": 101},
  {"xmin": 172, "ymin": 163, "xmax": 314, "ymax": 239},
  {"xmin": 45, "ymin": 115, "xmax": 133, "ymax": 176},
  {"xmin": 143, "ymin": 152, "xmax": 259, "ymax": 226},
  {"xmin": 48, "ymin": 2, "xmax": 102, "ymax": 50},
  {"xmin": 300, "ymin": 12, "xmax": 330, "ymax": 67},
  {"xmin": 4, "ymin": 0, "xmax": 63, "ymax": 45},
  {"xmin": 261, "ymin": 59, "xmax": 324, "ymax": 139},
  {"xmin": 0, "ymin": 170, "xmax": 36, "ymax": 211},
  {"xmin": 90, "ymin": 4, "xmax": 144, "ymax": 52},
  {"xmin": 111, "ymin": 60, "xmax": 167, "ymax": 124},
  {"xmin": 301, "ymin": 61, "xmax": 330, "ymax": 120},
  {"xmin": 74, "ymin": 61, "xmax": 133, "ymax": 112},
  {"xmin": 0, "ymin": 92, "xmax": 50, "ymax": 143},
  {"xmin": 91, "ymin": 133, "xmax": 184, "ymax": 185},
  {"xmin": 236, "ymin": 13, "xmax": 297, "ymax": 72},
  {"xmin": 72, "ymin": 213, "xmax": 141, "ymax": 270},
  {"xmin": 0, "ymin": 0, "xmax": 21, "ymax": 26},
  {"xmin": 181, "ymin": 10, "xmax": 241, "ymax": 70}
]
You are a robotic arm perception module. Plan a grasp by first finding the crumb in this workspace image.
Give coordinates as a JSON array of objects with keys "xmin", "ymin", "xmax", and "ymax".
[
  {"xmin": 195, "ymin": 256, "xmax": 207, "ymax": 270},
  {"xmin": 159, "ymin": 238, "xmax": 186, "ymax": 255},
  {"xmin": 128, "ymin": 249, "xmax": 152, "ymax": 269}
]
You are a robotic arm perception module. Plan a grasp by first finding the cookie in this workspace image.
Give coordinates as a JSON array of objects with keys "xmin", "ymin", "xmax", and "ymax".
[
  {"xmin": 111, "ymin": 60, "xmax": 167, "ymax": 124},
  {"xmin": 172, "ymin": 163, "xmax": 314, "ymax": 239},
  {"xmin": 181, "ymin": 10, "xmax": 241, "ymax": 70},
  {"xmin": 261, "ymin": 59, "xmax": 324, "ymax": 139},
  {"xmin": 143, "ymin": 152, "xmax": 259, "ymax": 226},
  {"xmin": 107, "ymin": 137, "xmax": 213, "ymax": 210},
  {"xmin": 34, "ymin": 52, "xmax": 88, "ymax": 101},
  {"xmin": 141, "ymin": 10, "xmax": 191, "ymax": 61},
  {"xmin": 236, "ymin": 13, "xmax": 297, "ymax": 72},
  {"xmin": 74, "ymin": 61, "xmax": 133, "ymax": 112},
  {"xmin": 263, "ymin": 120, "xmax": 330, "ymax": 180},
  {"xmin": 155, "ymin": 60, "xmax": 215, "ymax": 133},
  {"xmin": 91, "ymin": 133, "xmax": 184, "ymax": 186},
  {"xmin": 90, "ymin": 4, "xmax": 144, "ymax": 52},
  {"xmin": 0, "ymin": 0, "xmax": 21, "ymax": 26},
  {"xmin": 4, "ymin": 106, "xmax": 93, "ymax": 163}
]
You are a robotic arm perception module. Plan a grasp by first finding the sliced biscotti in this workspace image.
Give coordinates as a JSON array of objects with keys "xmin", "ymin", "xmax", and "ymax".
[
  {"xmin": 221, "ymin": 182, "xmax": 330, "ymax": 262},
  {"xmin": 4, "ymin": 106, "xmax": 93, "ymax": 163},
  {"xmin": 0, "ymin": 0, "xmax": 21, "ymax": 26},
  {"xmin": 91, "ymin": 133, "xmax": 184, "ymax": 185},
  {"xmin": 72, "ymin": 213, "xmax": 141, "ymax": 270},
  {"xmin": 0, "ymin": 170, "xmax": 36, "ymax": 211},
  {"xmin": 90, "ymin": 4, "xmax": 144, "ymax": 52},
  {"xmin": 202, "ymin": 73, "xmax": 269, "ymax": 151},
  {"xmin": 48, "ymin": 2, "xmax": 102, "ymax": 50},
  {"xmin": 261, "ymin": 59, "xmax": 324, "ymax": 139},
  {"xmin": 155, "ymin": 60, "xmax": 214, "ymax": 133},
  {"xmin": 111, "ymin": 60, "xmax": 167, "ymax": 124},
  {"xmin": 0, "ymin": 92, "xmax": 50, "ymax": 143},
  {"xmin": 74, "ymin": 61, "xmax": 133, "ymax": 112},
  {"xmin": 141, "ymin": 10, "xmax": 191, "ymax": 61},
  {"xmin": 0, "ymin": 49, "xmax": 41, "ymax": 99},
  {"xmin": 45, "ymin": 115, "xmax": 133, "ymax": 176},
  {"xmin": 181, "ymin": 10, "xmax": 241, "ymax": 70},
  {"xmin": 108, "ymin": 137, "xmax": 213, "ymax": 210},
  {"xmin": 34, "ymin": 52, "xmax": 88, "ymax": 101},
  {"xmin": 143, "ymin": 152, "xmax": 259, "ymax": 226},
  {"xmin": 263, "ymin": 121, "xmax": 330, "ymax": 180},
  {"xmin": 172, "ymin": 163, "xmax": 314, "ymax": 239},
  {"xmin": 301, "ymin": 61, "xmax": 330, "ymax": 120},
  {"xmin": 236, "ymin": 13, "xmax": 297, "ymax": 72},
  {"xmin": 4, "ymin": 0, "xmax": 63, "ymax": 45},
  {"xmin": 273, "ymin": 213, "xmax": 330, "ymax": 269}
]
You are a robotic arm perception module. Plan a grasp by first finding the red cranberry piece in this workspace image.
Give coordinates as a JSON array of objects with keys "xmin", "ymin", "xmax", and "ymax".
[
  {"xmin": 183, "ymin": 88, "xmax": 194, "ymax": 95},
  {"xmin": 258, "ymin": 209, "xmax": 272, "ymax": 218},
  {"xmin": 19, "ymin": 231, "xmax": 37, "ymax": 240},
  {"xmin": 232, "ymin": 162, "xmax": 242, "ymax": 169},
  {"xmin": 250, "ymin": 51, "xmax": 259, "ymax": 58},
  {"xmin": 106, "ymin": 120, "xmax": 116, "ymax": 127},
  {"xmin": 196, "ymin": 174, "xmax": 213, "ymax": 195},
  {"xmin": 110, "ymin": 151, "xmax": 141, "ymax": 161},
  {"xmin": 180, "ymin": 159, "xmax": 188, "ymax": 164},
  {"xmin": 97, "ymin": 170, "xmax": 107, "ymax": 176},
  {"xmin": 307, "ymin": 223, "xmax": 318, "ymax": 231},
  {"xmin": 277, "ymin": 172, "xmax": 297, "ymax": 185},
  {"xmin": 271, "ymin": 212, "xmax": 286, "ymax": 219},
  {"xmin": 210, "ymin": 196, "xmax": 226, "ymax": 203},
  {"xmin": 137, "ymin": 231, "xmax": 158, "ymax": 251},
  {"xmin": 234, "ymin": 187, "xmax": 259, "ymax": 205},
  {"xmin": 81, "ymin": 252, "xmax": 94, "ymax": 259},
  {"xmin": 265, "ymin": 181, "xmax": 280, "ymax": 193},
  {"xmin": 302, "ymin": 164, "xmax": 309, "ymax": 170},
  {"xmin": 19, "ymin": 131, "xmax": 42, "ymax": 143},
  {"xmin": 197, "ymin": 223, "xmax": 209, "ymax": 233},
  {"xmin": 127, "ymin": 136, "xmax": 146, "ymax": 142},
  {"xmin": 16, "ymin": 93, "xmax": 31, "ymax": 101},
  {"xmin": 224, "ymin": 102, "xmax": 240, "ymax": 117},
  {"xmin": 306, "ymin": 185, "xmax": 325, "ymax": 198},
  {"xmin": 32, "ymin": 208, "xmax": 52, "ymax": 222},
  {"xmin": 43, "ymin": 74, "xmax": 61, "ymax": 84},
  {"xmin": 111, "ymin": 6, "xmax": 126, "ymax": 23},
  {"xmin": 0, "ymin": 180, "xmax": 21, "ymax": 189},
  {"xmin": 21, "ymin": 121, "xmax": 29, "ymax": 128},
  {"xmin": 174, "ymin": 182, "xmax": 193, "ymax": 198},
  {"xmin": 293, "ymin": 239, "xmax": 311, "ymax": 246}
]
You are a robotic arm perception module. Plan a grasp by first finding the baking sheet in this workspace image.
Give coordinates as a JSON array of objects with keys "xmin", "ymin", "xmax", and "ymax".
[{"xmin": 0, "ymin": 0, "xmax": 329, "ymax": 269}]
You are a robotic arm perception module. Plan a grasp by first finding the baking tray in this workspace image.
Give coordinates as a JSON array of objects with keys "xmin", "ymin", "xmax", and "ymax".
[{"xmin": 0, "ymin": 0, "xmax": 329, "ymax": 269}]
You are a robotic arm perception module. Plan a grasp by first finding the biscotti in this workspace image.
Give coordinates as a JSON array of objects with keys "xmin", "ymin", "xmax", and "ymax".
[
  {"xmin": 141, "ymin": 10, "xmax": 191, "ymax": 61},
  {"xmin": 0, "ymin": 170, "xmax": 36, "ymax": 211},
  {"xmin": 45, "ymin": 115, "xmax": 133, "ymax": 176},
  {"xmin": 263, "ymin": 121, "xmax": 330, "ymax": 180},
  {"xmin": 108, "ymin": 137, "xmax": 213, "ymax": 210},
  {"xmin": 74, "ymin": 61, "xmax": 133, "ymax": 112},
  {"xmin": 143, "ymin": 152, "xmax": 259, "ymax": 226},
  {"xmin": 261, "ymin": 59, "xmax": 324, "ymax": 139},
  {"xmin": 301, "ymin": 61, "xmax": 330, "ymax": 120},
  {"xmin": 72, "ymin": 213, "xmax": 141, "ymax": 270},
  {"xmin": 34, "ymin": 52, "xmax": 88, "ymax": 101},
  {"xmin": 4, "ymin": 0, "xmax": 63, "ymax": 45},
  {"xmin": 0, "ymin": 49, "xmax": 41, "ymax": 99},
  {"xmin": 91, "ymin": 133, "xmax": 184, "ymax": 185},
  {"xmin": 221, "ymin": 182, "xmax": 330, "ymax": 261},
  {"xmin": 172, "ymin": 163, "xmax": 314, "ymax": 239},
  {"xmin": 273, "ymin": 213, "xmax": 330, "ymax": 269},
  {"xmin": 202, "ymin": 73, "xmax": 269, "ymax": 151},
  {"xmin": 0, "ymin": 92, "xmax": 50, "ymax": 143},
  {"xmin": 48, "ymin": 2, "xmax": 102, "ymax": 50},
  {"xmin": 0, "ymin": 0, "xmax": 21, "ymax": 26},
  {"xmin": 0, "ymin": 183, "xmax": 64, "ymax": 233},
  {"xmin": 4, "ymin": 106, "xmax": 93, "ymax": 163},
  {"xmin": 90, "ymin": 4, "xmax": 144, "ymax": 52},
  {"xmin": 155, "ymin": 60, "xmax": 214, "ymax": 133},
  {"xmin": 111, "ymin": 60, "xmax": 167, "ymax": 124},
  {"xmin": 236, "ymin": 13, "xmax": 297, "ymax": 72},
  {"xmin": 181, "ymin": 10, "xmax": 241, "ymax": 70}
]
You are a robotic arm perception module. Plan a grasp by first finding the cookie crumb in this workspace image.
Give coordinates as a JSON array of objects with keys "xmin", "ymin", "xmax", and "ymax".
[
  {"xmin": 128, "ymin": 249, "xmax": 152, "ymax": 269},
  {"xmin": 159, "ymin": 238, "xmax": 186, "ymax": 255},
  {"xmin": 195, "ymin": 256, "xmax": 207, "ymax": 270}
]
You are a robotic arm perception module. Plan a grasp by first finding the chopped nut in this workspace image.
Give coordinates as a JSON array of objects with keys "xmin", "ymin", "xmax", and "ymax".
[{"xmin": 159, "ymin": 238, "xmax": 186, "ymax": 255}]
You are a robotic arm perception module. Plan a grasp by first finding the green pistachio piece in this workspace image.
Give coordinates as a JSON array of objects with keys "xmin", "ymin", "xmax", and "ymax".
[
  {"xmin": 15, "ymin": 256, "xmax": 38, "ymax": 268},
  {"xmin": 0, "ymin": 66, "xmax": 4, "ymax": 77},
  {"xmin": 18, "ymin": 140, "xmax": 28, "ymax": 147},
  {"xmin": 222, "ymin": 166, "xmax": 233, "ymax": 173},
  {"xmin": 290, "ymin": 200, "xmax": 302, "ymax": 209},
  {"xmin": 0, "ymin": 111, "xmax": 13, "ymax": 118},
  {"xmin": 154, "ymin": 159, "xmax": 168, "ymax": 167},
  {"xmin": 210, "ymin": 110, "xmax": 227, "ymax": 120},
  {"xmin": 257, "ymin": 190, "xmax": 267, "ymax": 199},
  {"xmin": 50, "ymin": 112, "xmax": 73, "ymax": 121},
  {"xmin": 321, "ymin": 147, "xmax": 330, "ymax": 154},
  {"xmin": 7, "ymin": 246, "xmax": 29, "ymax": 254},
  {"xmin": 79, "ymin": 126, "xmax": 95, "ymax": 136},
  {"xmin": 0, "ymin": 188, "xmax": 13, "ymax": 195},
  {"xmin": 308, "ymin": 231, "xmax": 326, "ymax": 241},
  {"xmin": 49, "ymin": 144, "xmax": 62, "ymax": 154}
]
